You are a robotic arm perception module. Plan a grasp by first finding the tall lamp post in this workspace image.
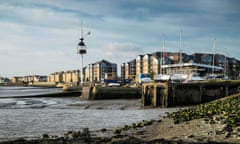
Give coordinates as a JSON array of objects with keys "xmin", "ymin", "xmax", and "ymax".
[{"xmin": 77, "ymin": 22, "xmax": 89, "ymax": 86}]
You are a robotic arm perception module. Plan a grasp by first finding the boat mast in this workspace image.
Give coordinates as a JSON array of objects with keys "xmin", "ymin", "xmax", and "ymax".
[
  {"xmin": 160, "ymin": 34, "xmax": 165, "ymax": 75},
  {"xmin": 212, "ymin": 38, "xmax": 216, "ymax": 74},
  {"xmin": 179, "ymin": 30, "xmax": 183, "ymax": 73},
  {"xmin": 224, "ymin": 48, "xmax": 228, "ymax": 78}
]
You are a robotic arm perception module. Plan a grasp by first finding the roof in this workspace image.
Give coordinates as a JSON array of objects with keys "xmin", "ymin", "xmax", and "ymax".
[{"xmin": 161, "ymin": 62, "xmax": 223, "ymax": 70}]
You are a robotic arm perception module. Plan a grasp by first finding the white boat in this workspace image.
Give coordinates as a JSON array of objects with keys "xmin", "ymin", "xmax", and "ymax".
[
  {"xmin": 170, "ymin": 73, "xmax": 188, "ymax": 82},
  {"xmin": 108, "ymin": 83, "xmax": 120, "ymax": 87},
  {"xmin": 154, "ymin": 74, "xmax": 170, "ymax": 81},
  {"xmin": 137, "ymin": 73, "xmax": 152, "ymax": 84},
  {"xmin": 183, "ymin": 73, "xmax": 205, "ymax": 83}
]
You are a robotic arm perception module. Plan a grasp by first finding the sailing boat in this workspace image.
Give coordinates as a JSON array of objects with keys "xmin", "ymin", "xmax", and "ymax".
[
  {"xmin": 154, "ymin": 34, "xmax": 170, "ymax": 81},
  {"xmin": 205, "ymin": 38, "xmax": 219, "ymax": 80},
  {"xmin": 223, "ymin": 48, "xmax": 229, "ymax": 80},
  {"xmin": 170, "ymin": 30, "xmax": 188, "ymax": 82}
]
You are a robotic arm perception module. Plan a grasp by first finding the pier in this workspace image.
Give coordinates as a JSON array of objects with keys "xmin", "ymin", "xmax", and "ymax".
[
  {"xmin": 142, "ymin": 80, "xmax": 240, "ymax": 107},
  {"xmin": 81, "ymin": 85, "xmax": 141, "ymax": 100}
]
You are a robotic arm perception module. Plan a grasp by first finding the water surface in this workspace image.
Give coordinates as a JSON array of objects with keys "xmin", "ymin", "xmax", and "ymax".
[{"xmin": 0, "ymin": 86, "xmax": 178, "ymax": 141}]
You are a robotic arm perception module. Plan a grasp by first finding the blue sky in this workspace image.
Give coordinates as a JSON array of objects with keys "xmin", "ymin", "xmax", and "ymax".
[{"xmin": 0, "ymin": 0, "xmax": 240, "ymax": 77}]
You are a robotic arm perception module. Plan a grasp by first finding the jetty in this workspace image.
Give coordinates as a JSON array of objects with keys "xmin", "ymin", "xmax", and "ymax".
[
  {"xmin": 142, "ymin": 80, "xmax": 240, "ymax": 107},
  {"xmin": 77, "ymin": 80, "xmax": 240, "ymax": 108},
  {"xmin": 81, "ymin": 85, "xmax": 141, "ymax": 100}
]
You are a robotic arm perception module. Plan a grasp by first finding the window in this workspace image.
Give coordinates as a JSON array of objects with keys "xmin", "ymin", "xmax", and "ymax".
[{"xmin": 201, "ymin": 55, "xmax": 212, "ymax": 64}]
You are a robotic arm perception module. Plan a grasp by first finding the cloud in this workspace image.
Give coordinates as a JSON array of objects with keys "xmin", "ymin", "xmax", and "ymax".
[
  {"xmin": 0, "ymin": 0, "xmax": 240, "ymax": 77},
  {"xmin": 104, "ymin": 42, "xmax": 142, "ymax": 59}
]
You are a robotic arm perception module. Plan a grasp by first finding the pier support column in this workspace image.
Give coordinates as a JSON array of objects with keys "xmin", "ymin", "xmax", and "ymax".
[
  {"xmin": 153, "ymin": 85, "xmax": 157, "ymax": 107},
  {"xmin": 225, "ymin": 86, "xmax": 229, "ymax": 97},
  {"xmin": 199, "ymin": 86, "xmax": 203, "ymax": 104},
  {"xmin": 81, "ymin": 86, "xmax": 93, "ymax": 99},
  {"xmin": 155, "ymin": 83, "xmax": 168, "ymax": 108},
  {"xmin": 142, "ymin": 84, "xmax": 152, "ymax": 106},
  {"xmin": 142, "ymin": 85, "xmax": 147, "ymax": 106},
  {"xmin": 162, "ymin": 85, "xmax": 168, "ymax": 108},
  {"xmin": 172, "ymin": 85, "xmax": 176, "ymax": 106}
]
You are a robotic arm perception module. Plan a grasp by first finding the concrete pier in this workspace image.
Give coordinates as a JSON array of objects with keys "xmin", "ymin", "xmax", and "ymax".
[
  {"xmin": 80, "ymin": 86, "xmax": 141, "ymax": 100},
  {"xmin": 142, "ymin": 82, "xmax": 168, "ymax": 107},
  {"xmin": 142, "ymin": 80, "xmax": 240, "ymax": 107},
  {"xmin": 81, "ymin": 86, "xmax": 92, "ymax": 99}
]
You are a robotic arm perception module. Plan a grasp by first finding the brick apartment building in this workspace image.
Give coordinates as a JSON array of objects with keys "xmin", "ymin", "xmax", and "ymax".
[
  {"xmin": 48, "ymin": 59, "xmax": 117, "ymax": 84},
  {"xmin": 121, "ymin": 51, "xmax": 240, "ymax": 80},
  {"xmin": 85, "ymin": 59, "xmax": 117, "ymax": 83}
]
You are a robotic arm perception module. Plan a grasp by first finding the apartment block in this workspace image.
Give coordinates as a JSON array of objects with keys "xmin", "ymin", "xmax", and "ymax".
[
  {"xmin": 121, "ymin": 51, "xmax": 240, "ymax": 80},
  {"xmin": 121, "ymin": 59, "xmax": 136, "ymax": 80},
  {"xmin": 48, "ymin": 70, "xmax": 79, "ymax": 84},
  {"xmin": 62, "ymin": 70, "xmax": 79, "ymax": 83},
  {"xmin": 85, "ymin": 59, "xmax": 117, "ymax": 82},
  {"xmin": 143, "ymin": 54, "xmax": 151, "ymax": 74},
  {"xmin": 136, "ymin": 55, "xmax": 143, "ymax": 77}
]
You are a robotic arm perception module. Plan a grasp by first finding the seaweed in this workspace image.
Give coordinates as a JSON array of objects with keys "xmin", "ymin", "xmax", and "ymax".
[{"xmin": 167, "ymin": 94, "xmax": 240, "ymax": 129}]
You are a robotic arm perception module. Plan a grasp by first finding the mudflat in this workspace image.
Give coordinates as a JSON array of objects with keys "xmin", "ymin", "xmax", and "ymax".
[{"xmin": 1, "ymin": 94, "xmax": 240, "ymax": 144}]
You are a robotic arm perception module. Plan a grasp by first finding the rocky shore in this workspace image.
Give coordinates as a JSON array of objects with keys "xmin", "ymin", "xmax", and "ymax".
[{"xmin": 1, "ymin": 94, "xmax": 239, "ymax": 144}]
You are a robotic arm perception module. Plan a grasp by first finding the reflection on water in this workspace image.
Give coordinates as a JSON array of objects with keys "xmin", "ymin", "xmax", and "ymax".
[{"xmin": 0, "ymin": 86, "xmax": 178, "ymax": 141}]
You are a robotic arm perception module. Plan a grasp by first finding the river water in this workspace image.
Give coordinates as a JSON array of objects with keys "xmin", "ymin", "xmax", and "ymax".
[{"xmin": 0, "ymin": 86, "xmax": 178, "ymax": 141}]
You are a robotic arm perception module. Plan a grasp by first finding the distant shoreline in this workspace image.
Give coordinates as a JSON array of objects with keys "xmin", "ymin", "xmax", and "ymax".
[{"xmin": 0, "ymin": 91, "xmax": 81, "ymax": 99}]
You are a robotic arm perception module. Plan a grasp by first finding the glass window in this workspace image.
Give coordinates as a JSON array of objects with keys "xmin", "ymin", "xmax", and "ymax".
[{"xmin": 201, "ymin": 55, "xmax": 212, "ymax": 64}]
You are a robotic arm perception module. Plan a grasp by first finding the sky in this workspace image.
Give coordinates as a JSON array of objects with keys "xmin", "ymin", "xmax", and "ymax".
[{"xmin": 0, "ymin": 0, "xmax": 240, "ymax": 78}]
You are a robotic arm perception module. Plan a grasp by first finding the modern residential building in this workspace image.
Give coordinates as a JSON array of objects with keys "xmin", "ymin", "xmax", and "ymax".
[
  {"xmin": 85, "ymin": 59, "xmax": 117, "ymax": 83},
  {"xmin": 85, "ymin": 63, "xmax": 94, "ymax": 82},
  {"xmin": 11, "ymin": 76, "xmax": 24, "ymax": 84},
  {"xmin": 48, "ymin": 72, "xmax": 64, "ymax": 83},
  {"xmin": 48, "ymin": 60, "xmax": 117, "ymax": 84},
  {"xmin": 121, "ymin": 51, "xmax": 240, "ymax": 80},
  {"xmin": 23, "ymin": 75, "xmax": 48, "ymax": 83},
  {"xmin": 48, "ymin": 70, "xmax": 79, "ymax": 84},
  {"xmin": 136, "ymin": 55, "xmax": 144, "ymax": 76},
  {"xmin": 142, "ymin": 54, "xmax": 151, "ymax": 74},
  {"xmin": 10, "ymin": 75, "xmax": 48, "ymax": 84},
  {"xmin": 62, "ymin": 70, "xmax": 79, "ymax": 83},
  {"xmin": 121, "ymin": 59, "xmax": 136, "ymax": 80}
]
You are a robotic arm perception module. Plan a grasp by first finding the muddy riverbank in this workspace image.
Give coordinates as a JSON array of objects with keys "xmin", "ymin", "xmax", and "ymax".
[
  {"xmin": 0, "ymin": 96, "xmax": 178, "ymax": 142},
  {"xmin": 1, "ymin": 94, "xmax": 239, "ymax": 144}
]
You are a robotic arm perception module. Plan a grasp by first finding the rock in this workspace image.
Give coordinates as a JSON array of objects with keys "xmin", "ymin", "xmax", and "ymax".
[
  {"xmin": 131, "ymin": 123, "xmax": 137, "ymax": 129},
  {"xmin": 82, "ymin": 128, "xmax": 90, "ymax": 138},
  {"xmin": 63, "ymin": 130, "xmax": 81, "ymax": 139},
  {"xmin": 50, "ymin": 135, "xmax": 58, "ymax": 139},
  {"xmin": 41, "ymin": 133, "xmax": 49, "ymax": 139},
  {"xmin": 157, "ymin": 119, "xmax": 162, "ymax": 123},
  {"xmin": 225, "ymin": 132, "xmax": 232, "ymax": 138},
  {"xmin": 142, "ymin": 120, "xmax": 150, "ymax": 126},
  {"xmin": 237, "ymin": 128, "xmax": 240, "ymax": 132},
  {"xmin": 224, "ymin": 125, "xmax": 233, "ymax": 132},
  {"xmin": 187, "ymin": 135, "xmax": 195, "ymax": 138},
  {"xmin": 123, "ymin": 125, "xmax": 130, "ymax": 131},
  {"xmin": 215, "ymin": 130, "xmax": 224, "ymax": 135},
  {"xmin": 113, "ymin": 129, "xmax": 121, "ymax": 134},
  {"xmin": 101, "ymin": 128, "xmax": 107, "ymax": 132}
]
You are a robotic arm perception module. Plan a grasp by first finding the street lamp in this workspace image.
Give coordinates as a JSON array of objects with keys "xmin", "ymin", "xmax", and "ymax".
[{"xmin": 77, "ymin": 22, "xmax": 89, "ymax": 86}]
